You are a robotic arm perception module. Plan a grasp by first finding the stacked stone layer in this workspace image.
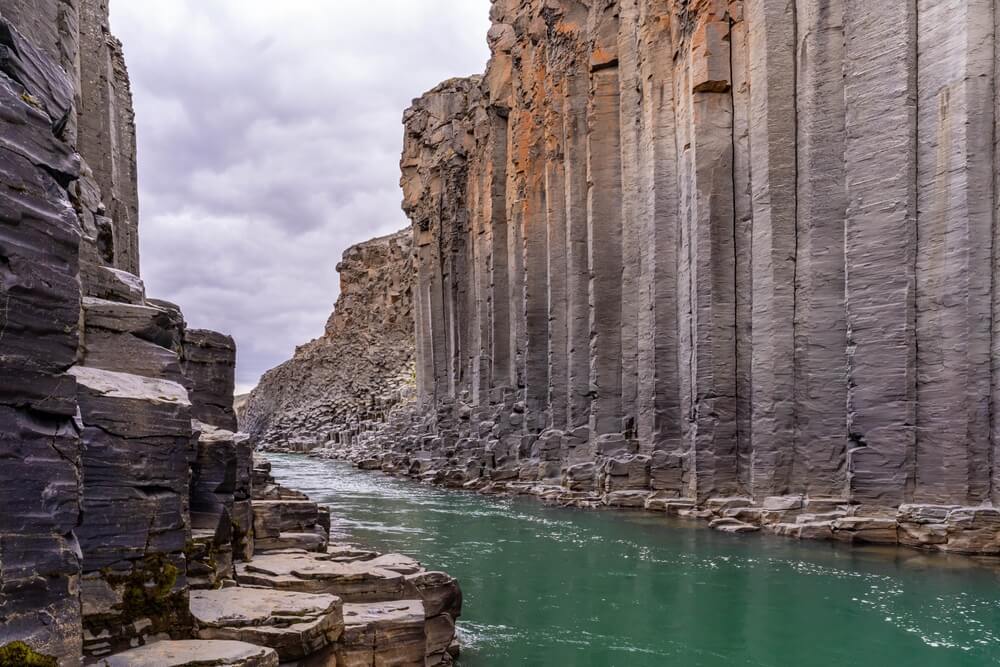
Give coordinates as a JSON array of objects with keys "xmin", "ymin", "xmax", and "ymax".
[
  {"xmin": 310, "ymin": 0, "xmax": 1000, "ymax": 556},
  {"xmin": 243, "ymin": 230, "xmax": 415, "ymax": 452}
]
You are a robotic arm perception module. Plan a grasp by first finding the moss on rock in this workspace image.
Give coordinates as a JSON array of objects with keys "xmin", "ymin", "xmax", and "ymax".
[{"xmin": 0, "ymin": 641, "xmax": 58, "ymax": 667}]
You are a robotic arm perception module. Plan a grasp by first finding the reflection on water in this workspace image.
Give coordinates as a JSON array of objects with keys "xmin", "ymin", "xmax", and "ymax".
[{"xmin": 268, "ymin": 454, "xmax": 1000, "ymax": 667}]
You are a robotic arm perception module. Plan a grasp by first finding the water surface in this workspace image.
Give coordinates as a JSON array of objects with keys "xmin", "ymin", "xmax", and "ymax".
[{"xmin": 268, "ymin": 454, "xmax": 1000, "ymax": 666}]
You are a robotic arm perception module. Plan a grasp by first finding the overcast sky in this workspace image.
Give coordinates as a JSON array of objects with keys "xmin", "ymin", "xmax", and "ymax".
[{"xmin": 109, "ymin": 1, "xmax": 491, "ymax": 393}]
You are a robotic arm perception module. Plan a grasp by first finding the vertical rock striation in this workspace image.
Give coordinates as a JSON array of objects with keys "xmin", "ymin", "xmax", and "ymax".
[{"xmin": 314, "ymin": 0, "xmax": 1000, "ymax": 556}]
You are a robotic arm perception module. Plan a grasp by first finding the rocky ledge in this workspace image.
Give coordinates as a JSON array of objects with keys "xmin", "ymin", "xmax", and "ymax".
[
  {"xmin": 227, "ymin": 456, "xmax": 463, "ymax": 667},
  {"xmin": 83, "ymin": 454, "xmax": 463, "ymax": 667}
]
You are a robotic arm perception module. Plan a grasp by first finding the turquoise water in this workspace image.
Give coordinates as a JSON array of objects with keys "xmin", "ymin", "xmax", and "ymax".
[{"xmin": 268, "ymin": 454, "xmax": 1000, "ymax": 666}]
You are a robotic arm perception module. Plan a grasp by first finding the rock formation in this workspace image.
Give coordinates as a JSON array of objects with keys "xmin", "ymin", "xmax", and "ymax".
[
  {"xmin": 0, "ymin": 0, "xmax": 256, "ymax": 658},
  {"xmin": 0, "ymin": 2, "xmax": 461, "ymax": 663},
  {"xmin": 315, "ymin": 0, "xmax": 1000, "ymax": 556},
  {"xmin": 243, "ymin": 230, "xmax": 415, "ymax": 451}
]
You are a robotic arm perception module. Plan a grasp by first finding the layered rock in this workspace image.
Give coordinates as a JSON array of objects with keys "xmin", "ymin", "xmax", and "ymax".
[
  {"xmin": 0, "ymin": 1, "xmax": 245, "ymax": 661},
  {"xmin": 243, "ymin": 230, "xmax": 415, "ymax": 451},
  {"xmin": 311, "ymin": 0, "xmax": 1000, "ymax": 555}
]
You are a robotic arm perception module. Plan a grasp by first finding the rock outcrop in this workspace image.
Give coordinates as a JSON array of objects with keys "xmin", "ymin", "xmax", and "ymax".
[
  {"xmin": 243, "ymin": 230, "xmax": 415, "ymax": 451},
  {"xmin": 0, "ymin": 1, "xmax": 254, "ymax": 646},
  {"xmin": 313, "ymin": 0, "xmax": 1000, "ymax": 556}
]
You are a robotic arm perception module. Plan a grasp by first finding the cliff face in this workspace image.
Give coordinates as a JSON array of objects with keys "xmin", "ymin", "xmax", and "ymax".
[
  {"xmin": 0, "ymin": 1, "xmax": 246, "ymax": 662},
  {"xmin": 243, "ymin": 229, "xmax": 415, "ymax": 451},
  {"xmin": 323, "ymin": 0, "xmax": 1000, "ymax": 553}
]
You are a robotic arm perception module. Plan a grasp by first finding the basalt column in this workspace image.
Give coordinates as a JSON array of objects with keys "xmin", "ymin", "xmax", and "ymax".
[
  {"xmin": 791, "ymin": 0, "xmax": 848, "ymax": 498},
  {"xmin": 676, "ymin": 7, "xmax": 739, "ymax": 500},
  {"xmin": 514, "ymin": 26, "xmax": 551, "ymax": 431},
  {"xmin": 914, "ymin": 0, "xmax": 995, "ymax": 505},
  {"xmin": 564, "ymin": 68, "xmax": 591, "ymax": 433},
  {"xmin": 635, "ymin": 1, "xmax": 682, "ymax": 470},
  {"xmin": 587, "ymin": 2, "xmax": 624, "ymax": 440},
  {"xmin": 843, "ymin": 0, "xmax": 918, "ymax": 507},
  {"xmin": 747, "ymin": 0, "xmax": 797, "ymax": 497}
]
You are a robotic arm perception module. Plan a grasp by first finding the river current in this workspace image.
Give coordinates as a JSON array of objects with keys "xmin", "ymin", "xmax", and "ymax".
[{"xmin": 268, "ymin": 454, "xmax": 1000, "ymax": 666}]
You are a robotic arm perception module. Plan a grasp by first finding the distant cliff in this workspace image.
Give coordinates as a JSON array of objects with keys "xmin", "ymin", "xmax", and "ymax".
[{"xmin": 242, "ymin": 229, "xmax": 415, "ymax": 451}]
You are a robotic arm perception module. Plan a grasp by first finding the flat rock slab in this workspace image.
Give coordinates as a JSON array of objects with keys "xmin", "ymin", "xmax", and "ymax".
[
  {"xmin": 337, "ymin": 600, "xmax": 427, "ymax": 667},
  {"xmin": 191, "ymin": 588, "xmax": 343, "ymax": 661},
  {"xmin": 366, "ymin": 554, "xmax": 422, "ymax": 575},
  {"xmin": 255, "ymin": 532, "xmax": 327, "ymax": 553},
  {"xmin": 235, "ymin": 553, "xmax": 406, "ymax": 602},
  {"xmin": 97, "ymin": 639, "xmax": 278, "ymax": 667},
  {"xmin": 323, "ymin": 544, "xmax": 379, "ymax": 562}
]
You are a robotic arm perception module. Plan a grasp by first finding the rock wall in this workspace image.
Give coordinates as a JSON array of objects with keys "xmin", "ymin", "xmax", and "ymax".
[
  {"xmin": 324, "ymin": 0, "xmax": 1000, "ymax": 554},
  {"xmin": 0, "ymin": 1, "xmax": 245, "ymax": 661},
  {"xmin": 243, "ymin": 229, "xmax": 415, "ymax": 451}
]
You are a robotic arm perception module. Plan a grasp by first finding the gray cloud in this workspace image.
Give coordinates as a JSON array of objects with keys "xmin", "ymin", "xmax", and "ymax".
[{"xmin": 109, "ymin": 1, "xmax": 491, "ymax": 392}]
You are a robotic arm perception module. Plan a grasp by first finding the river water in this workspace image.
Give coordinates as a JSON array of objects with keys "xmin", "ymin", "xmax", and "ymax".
[{"xmin": 268, "ymin": 454, "xmax": 1000, "ymax": 666}]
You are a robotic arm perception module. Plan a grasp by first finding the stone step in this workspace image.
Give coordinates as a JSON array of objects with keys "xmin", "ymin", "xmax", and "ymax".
[
  {"xmin": 337, "ymin": 601, "xmax": 427, "ymax": 667},
  {"xmin": 253, "ymin": 499, "xmax": 323, "ymax": 536},
  {"xmin": 190, "ymin": 588, "xmax": 343, "ymax": 662},
  {"xmin": 234, "ymin": 552, "xmax": 407, "ymax": 603},
  {"xmin": 255, "ymin": 531, "xmax": 328, "ymax": 554},
  {"xmin": 97, "ymin": 640, "xmax": 278, "ymax": 667}
]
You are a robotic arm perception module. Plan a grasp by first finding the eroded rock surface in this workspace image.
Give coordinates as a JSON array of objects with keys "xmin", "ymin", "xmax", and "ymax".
[
  {"xmin": 190, "ymin": 588, "xmax": 344, "ymax": 661},
  {"xmin": 243, "ymin": 230, "xmax": 415, "ymax": 452}
]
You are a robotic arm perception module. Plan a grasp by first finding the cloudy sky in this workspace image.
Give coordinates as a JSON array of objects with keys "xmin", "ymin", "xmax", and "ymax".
[{"xmin": 109, "ymin": 1, "xmax": 491, "ymax": 393}]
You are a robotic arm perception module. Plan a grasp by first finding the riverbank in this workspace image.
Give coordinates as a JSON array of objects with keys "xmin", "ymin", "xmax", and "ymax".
[
  {"xmin": 282, "ymin": 425, "xmax": 1000, "ymax": 562},
  {"xmin": 97, "ymin": 455, "xmax": 462, "ymax": 666},
  {"xmin": 267, "ymin": 454, "xmax": 1000, "ymax": 666}
]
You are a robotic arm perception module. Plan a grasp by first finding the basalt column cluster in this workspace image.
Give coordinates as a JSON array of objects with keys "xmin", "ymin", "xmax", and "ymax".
[
  {"xmin": 1, "ymin": 0, "xmax": 246, "ymax": 662},
  {"xmin": 379, "ymin": 0, "xmax": 1000, "ymax": 553}
]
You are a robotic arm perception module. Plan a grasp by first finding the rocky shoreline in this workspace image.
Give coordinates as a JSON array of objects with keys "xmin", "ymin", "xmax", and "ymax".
[
  {"xmin": 92, "ymin": 454, "xmax": 463, "ymax": 666},
  {"xmin": 269, "ymin": 408, "xmax": 1000, "ymax": 561}
]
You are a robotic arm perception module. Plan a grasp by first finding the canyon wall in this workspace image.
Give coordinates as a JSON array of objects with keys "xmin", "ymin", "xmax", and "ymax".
[
  {"xmin": 0, "ymin": 1, "xmax": 247, "ymax": 661},
  {"xmin": 339, "ymin": 0, "xmax": 1000, "ymax": 551},
  {"xmin": 243, "ymin": 229, "xmax": 415, "ymax": 451}
]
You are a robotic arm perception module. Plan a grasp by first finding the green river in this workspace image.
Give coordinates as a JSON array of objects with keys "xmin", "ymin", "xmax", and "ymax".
[{"xmin": 268, "ymin": 454, "xmax": 1000, "ymax": 666}]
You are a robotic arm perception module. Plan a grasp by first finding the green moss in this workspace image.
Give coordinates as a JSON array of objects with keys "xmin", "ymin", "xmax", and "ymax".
[
  {"xmin": 86, "ymin": 554, "xmax": 191, "ymax": 640},
  {"xmin": 119, "ymin": 554, "xmax": 180, "ymax": 621},
  {"xmin": 0, "ymin": 641, "xmax": 58, "ymax": 667},
  {"xmin": 18, "ymin": 92, "xmax": 42, "ymax": 110}
]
